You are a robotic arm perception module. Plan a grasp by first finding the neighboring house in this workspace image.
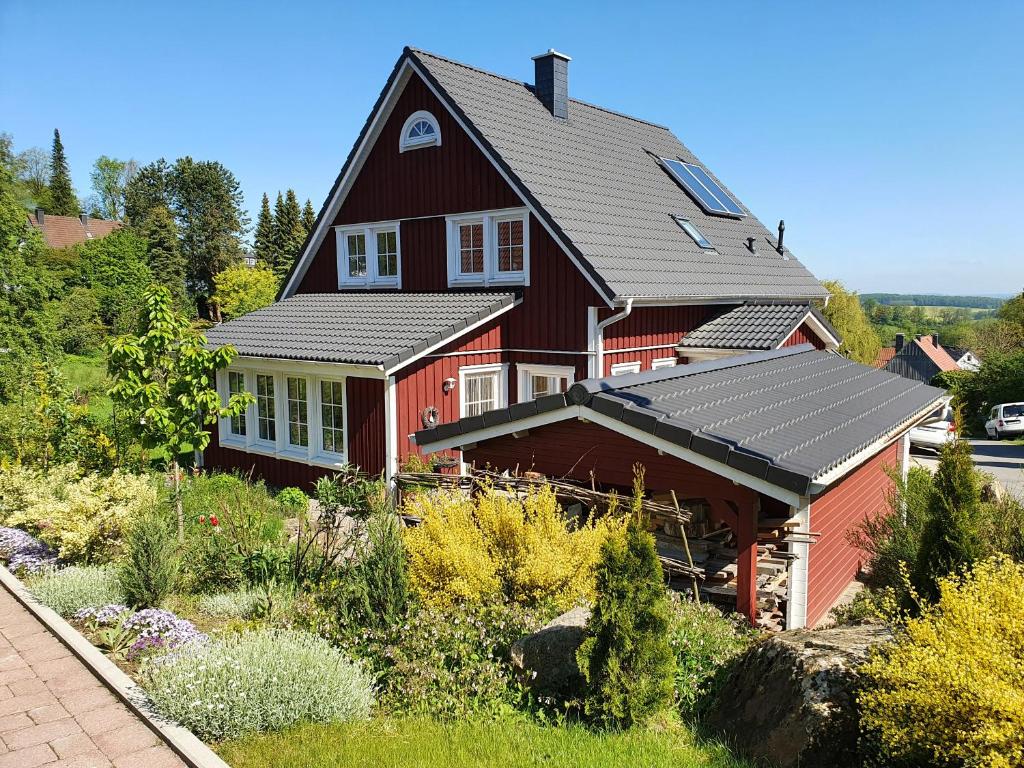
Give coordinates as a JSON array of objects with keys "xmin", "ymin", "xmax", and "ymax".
[
  {"xmin": 203, "ymin": 47, "xmax": 838, "ymax": 486},
  {"xmin": 27, "ymin": 208, "xmax": 122, "ymax": 249},
  {"xmin": 415, "ymin": 345, "xmax": 945, "ymax": 627},
  {"xmin": 879, "ymin": 333, "xmax": 961, "ymax": 382},
  {"xmin": 944, "ymin": 345, "xmax": 981, "ymax": 371}
]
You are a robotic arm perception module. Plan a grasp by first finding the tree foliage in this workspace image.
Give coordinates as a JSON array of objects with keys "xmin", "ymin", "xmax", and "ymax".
[
  {"xmin": 272, "ymin": 190, "xmax": 304, "ymax": 279},
  {"xmin": 820, "ymin": 280, "xmax": 881, "ymax": 364},
  {"xmin": 301, "ymin": 198, "xmax": 316, "ymax": 234},
  {"xmin": 74, "ymin": 227, "xmax": 151, "ymax": 331},
  {"xmin": 124, "ymin": 158, "xmax": 171, "ymax": 227},
  {"xmin": 90, "ymin": 155, "xmax": 136, "ymax": 221},
  {"xmin": 212, "ymin": 263, "xmax": 278, "ymax": 320},
  {"xmin": 140, "ymin": 205, "xmax": 186, "ymax": 303},
  {"xmin": 253, "ymin": 193, "xmax": 276, "ymax": 268},
  {"xmin": 48, "ymin": 129, "xmax": 79, "ymax": 216},
  {"xmin": 997, "ymin": 290, "xmax": 1024, "ymax": 328}
]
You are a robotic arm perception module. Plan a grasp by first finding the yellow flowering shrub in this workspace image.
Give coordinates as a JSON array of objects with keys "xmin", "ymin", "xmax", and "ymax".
[
  {"xmin": 403, "ymin": 483, "xmax": 625, "ymax": 611},
  {"xmin": 1, "ymin": 463, "xmax": 157, "ymax": 563},
  {"xmin": 858, "ymin": 557, "xmax": 1024, "ymax": 768}
]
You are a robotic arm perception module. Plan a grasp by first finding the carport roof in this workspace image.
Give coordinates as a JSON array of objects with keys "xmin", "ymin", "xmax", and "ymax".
[{"xmin": 416, "ymin": 345, "xmax": 946, "ymax": 496}]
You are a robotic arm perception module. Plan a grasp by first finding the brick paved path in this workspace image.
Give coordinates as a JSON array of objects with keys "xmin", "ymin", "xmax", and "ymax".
[{"xmin": 0, "ymin": 588, "xmax": 187, "ymax": 768}]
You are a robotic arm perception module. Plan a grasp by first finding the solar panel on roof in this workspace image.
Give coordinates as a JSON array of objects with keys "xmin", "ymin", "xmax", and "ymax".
[{"xmin": 661, "ymin": 158, "xmax": 745, "ymax": 217}]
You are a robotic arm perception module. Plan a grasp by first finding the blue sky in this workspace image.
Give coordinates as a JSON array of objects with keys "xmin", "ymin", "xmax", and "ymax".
[{"xmin": 2, "ymin": 0, "xmax": 1021, "ymax": 294}]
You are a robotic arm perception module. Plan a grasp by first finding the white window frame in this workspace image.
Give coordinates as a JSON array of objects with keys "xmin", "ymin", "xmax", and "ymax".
[
  {"xmin": 446, "ymin": 208, "xmax": 529, "ymax": 287},
  {"xmin": 253, "ymin": 373, "xmax": 277, "ymax": 446},
  {"xmin": 609, "ymin": 360, "xmax": 641, "ymax": 376},
  {"xmin": 225, "ymin": 370, "xmax": 248, "ymax": 441},
  {"xmin": 335, "ymin": 222, "xmax": 401, "ymax": 288},
  {"xmin": 399, "ymin": 110, "xmax": 441, "ymax": 152},
  {"xmin": 217, "ymin": 368, "xmax": 349, "ymax": 469},
  {"xmin": 651, "ymin": 357, "xmax": 677, "ymax": 370},
  {"xmin": 517, "ymin": 364, "xmax": 575, "ymax": 402},
  {"xmin": 459, "ymin": 363, "xmax": 509, "ymax": 418}
]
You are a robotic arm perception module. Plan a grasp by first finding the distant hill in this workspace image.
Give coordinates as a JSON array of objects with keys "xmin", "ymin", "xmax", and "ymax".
[{"xmin": 860, "ymin": 294, "xmax": 1005, "ymax": 310}]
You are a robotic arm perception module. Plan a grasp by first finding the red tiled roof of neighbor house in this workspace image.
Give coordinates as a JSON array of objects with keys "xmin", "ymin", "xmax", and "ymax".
[
  {"xmin": 912, "ymin": 335, "xmax": 960, "ymax": 372},
  {"xmin": 27, "ymin": 210, "xmax": 122, "ymax": 249},
  {"xmin": 873, "ymin": 346, "xmax": 897, "ymax": 369}
]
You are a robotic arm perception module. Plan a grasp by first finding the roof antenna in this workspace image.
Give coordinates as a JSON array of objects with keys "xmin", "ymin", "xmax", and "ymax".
[{"xmin": 776, "ymin": 220, "xmax": 785, "ymax": 254}]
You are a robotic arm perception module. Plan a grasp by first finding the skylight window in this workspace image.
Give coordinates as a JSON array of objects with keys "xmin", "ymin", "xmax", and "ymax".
[
  {"xmin": 661, "ymin": 158, "xmax": 745, "ymax": 217},
  {"xmin": 672, "ymin": 215, "xmax": 714, "ymax": 249}
]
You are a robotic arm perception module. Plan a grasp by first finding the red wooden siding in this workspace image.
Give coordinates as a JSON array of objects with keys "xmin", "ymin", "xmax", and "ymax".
[
  {"xmin": 203, "ymin": 423, "xmax": 331, "ymax": 491},
  {"xmin": 600, "ymin": 305, "xmax": 713, "ymax": 375},
  {"xmin": 346, "ymin": 377, "xmax": 386, "ymax": 474},
  {"xmin": 806, "ymin": 440, "xmax": 899, "ymax": 625},
  {"xmin": 782, "ymin": 321, "xmax": 827, "ymax": 350}
]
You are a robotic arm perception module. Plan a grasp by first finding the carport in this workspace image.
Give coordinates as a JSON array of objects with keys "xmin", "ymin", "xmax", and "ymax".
[{"xmin": 415, "ymin": 346, "xmax": 946, "ymax": 627}]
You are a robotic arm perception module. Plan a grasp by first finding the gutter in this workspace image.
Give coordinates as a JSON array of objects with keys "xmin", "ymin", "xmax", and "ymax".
[{"xmin": 594, "ymin": 298, "xmax": 633, "ymax": 377}]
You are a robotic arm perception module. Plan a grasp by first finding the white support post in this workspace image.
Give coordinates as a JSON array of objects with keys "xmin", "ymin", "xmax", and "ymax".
[
  {"xmin": 383, "ymin": 375, "xmax": 399, "ymax": 485},
  {"xmin": 786, "ymin": 496, "xmax": 811, "ymax": 630}
]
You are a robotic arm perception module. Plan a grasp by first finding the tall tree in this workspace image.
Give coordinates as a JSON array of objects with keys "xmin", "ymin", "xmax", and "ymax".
[
  {"xmin": 90, "ymin": 155, "xmax": 136, "ymax": 220},
  {"xmin": 273, "ymin": 189, "xmax": 303, "ymax": 279},
  {"xmin": 301, "ymin": 198, "xmax": 316, "ymax": 236},
  {"xmin": 48, "ymin": 129, "xmax": 79, "ymax": 216},
  {"xmin": 167, "ymin": 157, "xmax": 248, "ymax": 308},
  {"xmin": 997, "ymin": 291, "xmax": 1024, "ymax": 329},
  {"xmin": 253, "ymin": 192, "xmax": 276, "ymax": 267},
  {"xmin": 124, "ymin": 158, "xmax": 170, "ymax": 226},
  {"xmin": 821, "ymin": 280, "xmax": 881, "ymax": 365},
  {"xmin": 141, "ymin": 205, "xmax": 186, "ymax": 303}
]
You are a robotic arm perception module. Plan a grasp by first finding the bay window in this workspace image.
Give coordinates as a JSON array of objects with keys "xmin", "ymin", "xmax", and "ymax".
[
  {"xmin": 227, "ymin": 371, "xmax": 247, "ymax": 437},
  {"xmin": 255, "ymin": 374, "xmax": 276, "ymax": 442},
  {"xmin": 286, "ymin": 376, "xmax": 308, "ymax": 448},
  {"xmin": 320, "ymin": 380, "xmax": 346, "ymax": 454},
  {"xmin": 447, "ymin": 208, "xmax": 529, "ymax": 286},
  {"xmin": 336, "ymin": 222, "xmax": 401, "ymax": 287}
]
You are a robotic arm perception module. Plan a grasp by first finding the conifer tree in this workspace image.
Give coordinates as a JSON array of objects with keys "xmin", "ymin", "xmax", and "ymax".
[
  {"xmin": 48, "ymin": 129, "xmax": 80, "ymax": 216},
  {"xmin": 301, "ymin": 198, "xmax": 316, "ymax": 236},
  {"xmin": 253, "ymin": 192, "xmax": 276, "ymax": 268},
  {"xmin": 141, "ymin": 205, "xmax": 186, "ymax": 303},
  {"xmin": 577, "ymin": 487, "xmax": 675, "ymax": 728},
  {"xmin": 273, "ymin": 189, "xmax": 303, "ymax": 279}
]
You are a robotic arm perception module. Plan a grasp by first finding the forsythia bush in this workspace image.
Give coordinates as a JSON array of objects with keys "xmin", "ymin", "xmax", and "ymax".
[
  {"xmin": 0, "ymin": 463, "xmax": 156, "ymax": 563},
  {"xmin": 858, "ymin": 557, "xmax": 1024, "ymax": 768},
  {"xmin": 403, "ymin": 484, "xmax": 625, "ymax": 610}
]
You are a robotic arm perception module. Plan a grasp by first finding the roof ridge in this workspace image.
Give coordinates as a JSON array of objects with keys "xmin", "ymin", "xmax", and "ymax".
[{"xmin": 407, "ymin": 47, "xmax": 671, "ymax": 131}]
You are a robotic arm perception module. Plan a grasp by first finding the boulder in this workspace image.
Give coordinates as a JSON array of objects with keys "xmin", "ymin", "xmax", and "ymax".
[
  {"xmin": 704, "ymin": 623, "xmax": 892, "ymax": 768},
  {"xmin": 511, "ymin": 606, "xmax": 590, "ymax": 698}
]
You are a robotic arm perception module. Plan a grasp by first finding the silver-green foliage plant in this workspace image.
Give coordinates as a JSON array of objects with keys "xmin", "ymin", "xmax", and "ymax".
[
  {"xmin": 27, "ymin": 565, "xmax": 124, "ymax": 617},
  {"xmin": 142, "ymin": 629, "xmax": 374, "ymax": 740},
  {"xmin": 196, "ymin": 589, "xmax": 262, "ymax": 620}
]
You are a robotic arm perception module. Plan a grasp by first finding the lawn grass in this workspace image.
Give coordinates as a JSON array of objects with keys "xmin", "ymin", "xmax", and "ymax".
[
  {"xmin": 61, "ymin": 352, "xmax": 113, "ymax": 421},
  {"xmin": 216, "ymin": 716, "xmax": 749, "ymax": 768}
]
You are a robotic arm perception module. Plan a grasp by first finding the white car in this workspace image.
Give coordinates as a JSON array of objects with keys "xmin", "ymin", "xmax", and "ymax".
[
  {"xmin": 908, "ymin": 404, "xmax": 958, "ymax": 451},
  {"xmin": 985, "ymin": 402, "xmax": 1024, "ymax": 440}
]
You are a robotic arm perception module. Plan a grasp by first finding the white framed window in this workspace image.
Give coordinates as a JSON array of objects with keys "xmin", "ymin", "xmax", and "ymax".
[
  {"xmin": 319, "ymin": 379, "xmax": 346, "ymax": 455},
  {"xmin": 517, "ymin": 364, "xmax": 574, "ymax": 402},
  {"xmin": 651, "ymin": 357, "xmax": 677, "ymax": 370},
  {"xmin": 610, "ymin": 360, "xmax": 641, "ymax": 376},
  {"xmin": 255, "ymin": 374, "xmax": 276, "ymax": 442},
  {"xmin": 446, "ymin": 208, "xmax": 529, "ymax": 286},
  {"xmin": 399, "ymin": 110, "xmax": 441, "ymax": 152},
  {"xmin": 459, "ymin": 363, "xmax": 509, "ymax": 417},
  {"xmin": 336, "ymin": 222, "xmax": 401, "ymax": 288},
  {"xmin": 227, "ymin": 370, "xmax": 247, "ymax": 437},
  {"xmin": 286, "ymin": 376, "xmax": 309, "ymax": 449}
]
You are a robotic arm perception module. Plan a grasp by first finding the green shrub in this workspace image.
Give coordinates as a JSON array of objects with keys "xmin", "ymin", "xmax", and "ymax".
[
  {"xmin": 577, "ymin": 519, "xmax": 675, "ymax": 728},
  {"xmin": 344, "ymin": 601, "xmax": 546, "ymax": 719},
  {"xmin": 667, "ymin": 595, "xmax": 756, "ymax": 716},
  {"xmin": 859, "ymin": 557, "xmax": 1024, "ymax": 768},
  {"xmin": 143, "ymin": 629, "xmax": 374, "ymax": 740},
  {"xmin": 196, "ymin": 589, "xmax": 263, "ymax": 620},
  {"xmin": 26, "ymin": 565, "xmax": 124, "ymax": 617},
  {"xmin": 119, "ymin": 506, "xmax": 179, "ymax": 607},
  {"xmin": 276, "ymin": 486, "xmax": 308, "ymax": 512}
]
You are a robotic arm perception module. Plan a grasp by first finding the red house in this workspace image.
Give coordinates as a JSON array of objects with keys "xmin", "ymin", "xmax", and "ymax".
[{"xmin": 203, "ymin": 47, "xmax": 840, "ymax": 487}]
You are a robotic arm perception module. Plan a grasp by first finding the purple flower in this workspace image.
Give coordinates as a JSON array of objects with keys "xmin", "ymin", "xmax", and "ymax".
[
  {"xmin": 127, "ymin": 634, "xmax": 167, "ymax": 660},
  {"xmin": 75, "ymin": 604, "xmax": 132, "ymax": 626},
  {"xmin": 123, "ymin": 608, "xmax": 207, "ymax": 650},
  {"xmin": 0, "ymin": 527, "xmax": 59, "ymax": 574}
]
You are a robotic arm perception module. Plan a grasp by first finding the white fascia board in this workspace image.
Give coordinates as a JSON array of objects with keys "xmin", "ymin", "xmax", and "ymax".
[
  {"xmin": 415, "ymin": 405, "xmax": 581, "ymax": 452},
  {"xmin": 383, "ymin": 297, "xmax": 520, "ymax": 376},
  {"xmin": 580, "ymin": 408, "xmax": 801, "ymax": 507},
  {"xmin": 808, "ymin": 396, "xmax": 948, "ymax": 493},
  {"xmin": 228, "ymin": 356, "xmax": 386, "ymax": 379},
  {"xmin": 281, "ymin": 66, "xmax": 413, "ymax": 298}
]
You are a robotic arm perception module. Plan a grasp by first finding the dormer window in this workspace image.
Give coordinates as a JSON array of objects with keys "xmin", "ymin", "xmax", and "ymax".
[{"xmin": 399, "ymin": 110, "xmax": 441, "ymax": 152}]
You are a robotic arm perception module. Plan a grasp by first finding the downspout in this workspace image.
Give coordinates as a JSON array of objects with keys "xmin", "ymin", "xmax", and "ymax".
[{"xmin": 594, "ymin": 298, "xmax": 634, "ymax": 378}]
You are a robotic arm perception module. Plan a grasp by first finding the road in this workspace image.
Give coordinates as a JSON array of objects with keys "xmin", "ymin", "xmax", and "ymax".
[{"xmin": 910, "ymin": 437, "xmax": 1024, "ymax": 498}]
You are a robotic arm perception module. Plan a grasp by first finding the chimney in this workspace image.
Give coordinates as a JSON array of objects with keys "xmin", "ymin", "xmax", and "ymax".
[
  {"xmin": 532, "ymin": 49, "xmax": 571, "ymax": 119},
  {"xmin": 932, "ymin": 333, "xmax": 940, "ymax": 348},
  {"xmin": 895, "ymin": 333, "xmax": 905, "ymax": 352},
  {"xmin": 34, "ymin": 207, "xmax": 44, "ymax": 226},
  {"xmin": 79, "ymin": 213, "xmax": 89, "ymax": 227}
]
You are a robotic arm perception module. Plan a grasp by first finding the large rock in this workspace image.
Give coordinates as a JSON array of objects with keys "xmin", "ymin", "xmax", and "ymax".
[
  {"xmin": 704, "ymin": 624, "xmax": 891, "ymax": 768},
  {"xmin": 511, "ymin": 606, "xmax": 590, "ymax": 698}
]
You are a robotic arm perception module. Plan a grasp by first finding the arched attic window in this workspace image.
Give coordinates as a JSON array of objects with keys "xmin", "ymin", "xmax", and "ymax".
[{"xmin": 399, "ymin": 110, "xmax": 441, "ymax": 152}]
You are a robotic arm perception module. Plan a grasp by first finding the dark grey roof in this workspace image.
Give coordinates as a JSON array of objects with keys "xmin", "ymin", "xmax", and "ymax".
[
  {"xmin": 409, "ymin": 49, "xmax": 828, "ymax": 303},
  {"xmin": 205, "ymin": 292, "xmax": 516, "ymax": 369},
  {"xmin": 678, "ymin": 302, "xmax": 839, "ymax": 350},
  {"xmin": 417, "ymin": 346, "xmax": 945, "ymax": 495}
]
